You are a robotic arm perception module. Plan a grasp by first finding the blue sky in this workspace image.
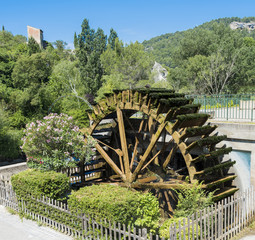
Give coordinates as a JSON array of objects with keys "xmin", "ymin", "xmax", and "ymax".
[{"xmin": 1, "ymin": 0, "xmax": 255, "ymax": 48}]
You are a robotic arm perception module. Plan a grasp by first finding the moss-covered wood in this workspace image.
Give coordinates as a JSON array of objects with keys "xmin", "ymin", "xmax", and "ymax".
[
  {"xmin": 213, "ymin": 187, "xmax": 239, "ymax": 201},
  {"xmin": 176, "ymin": 113, "xmax": 209, "ymax": 122},
  {"xmin": 182, "ymin": 125, "xmax": 217, "ymax": 138},
  {"xmin": 186, "ymin": 135, "xmax": 227, "ymax": 151},
  {"xmin": 160, "ymin": 98, "xmax": 192, "ymax": 108},
  {"xmin": 149, "ymin": 93, "xmax": 185, "ymax": 99},
  {"xmin": 206, "ymin": 175, "xmax": 237, "ymax": 189},
  {"xmin": 83, "ymin": 88, "xmax": 237, "ymax": 205},
  {"xmin": 195, "ymin": 160, "xmax": 236, "ymax": 176},
  {"xmin": 192, "ymin": 147, "xmax": 232, "ymax": 163}
]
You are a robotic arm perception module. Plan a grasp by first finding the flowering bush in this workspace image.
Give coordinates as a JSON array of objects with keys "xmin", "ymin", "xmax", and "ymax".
[{"xmin": 21, "ymin": 113, "xmax": 96, "ymax": 171}]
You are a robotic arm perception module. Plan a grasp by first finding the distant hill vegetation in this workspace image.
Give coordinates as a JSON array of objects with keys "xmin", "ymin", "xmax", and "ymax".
[
  {"xmin": 142, "ymin": 17, "xmax": 255, "ymax": 94},
  {"xmin": 142, "ymin": 17, "xmax": 255, "ymax": 67}
]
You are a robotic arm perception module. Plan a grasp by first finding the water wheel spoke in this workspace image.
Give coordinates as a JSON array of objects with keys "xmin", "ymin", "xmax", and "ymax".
[
  {"xmin": 93, "ymin": 137, "xmax": 126, "ymax": 181},
  {"xmin": 130, "ymin": 119, "xmax": 145, "ymax": 170},
  {"xmin": 163, "ymin": 144, "xmax": 178, "ymax": 170},
  {"xmin": 163, "ymin": 190, "xmax": 174, "ymax": 216},
  {"xmin": 148, "ymin": 116, "xmax": 159, "ymax": 165},
  {"xmin": 141, "ymin": 150, "xmax": 161, "ymax": 170},
  {"xmin": 116, "ymin": 108, "xmax": 131, "ymax": 180},
  {"xmin": 111, "ymin": 128, "xmax": 126, "ymax": 172},
  {"xmin": 132, "ymin": 122, "xmax": 167, "ymax": 181}
]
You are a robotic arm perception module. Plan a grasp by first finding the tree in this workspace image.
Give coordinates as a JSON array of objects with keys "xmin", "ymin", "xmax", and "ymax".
[
  {"xmin": 74, "ymin": 32, "xmax": 78, "ymax": 49},
  {"xmin": 0, "ymin": 49, "xmax": 15, "ymax": 86},
  {"xmin": 200, "ymin": 50, "xmax": 237, "ymax": 94},
  {"xmin": 108, "ymin": 28, "xmax": 118, "ymax": 49},
  {"xmin": 0, "ymin": 107, "xmax": 22, "ymax": 160},
  {"xmin": 12, "ymin": 52, "xmax": 53, "ymax": 89},
  {"xmin": 53, "ymin": 40, "xmax": 67, "ymax": 51},
  {"xmin": 100, "ymin": 40, "xmax": 154, "ymax": 89},
  {"xmin": 27, "ymin": 37, "xmax": 41, "ymax": 55},
  {"xmin": 77, "ymin": 18, "xmax": 107, "ymax": 95}
]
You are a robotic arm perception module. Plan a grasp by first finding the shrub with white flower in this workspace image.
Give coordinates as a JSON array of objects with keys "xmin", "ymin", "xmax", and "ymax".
[{"xmin": 21, "ymin": 113, "xmax": 96, "ymax": 171}]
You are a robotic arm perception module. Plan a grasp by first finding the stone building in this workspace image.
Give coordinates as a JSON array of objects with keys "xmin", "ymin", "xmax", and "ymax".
[{"xmin": 27, "ymin": 25, "xmax": 45, "ymax": 48}]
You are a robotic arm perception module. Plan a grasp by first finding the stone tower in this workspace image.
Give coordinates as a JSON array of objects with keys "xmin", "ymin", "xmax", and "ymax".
[{"xmin": 27, "ymin": 25, "xmax": 44, "ymax": 48}]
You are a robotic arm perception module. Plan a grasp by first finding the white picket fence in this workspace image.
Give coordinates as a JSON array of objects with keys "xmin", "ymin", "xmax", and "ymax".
[
  {"xmin": 168, "ymin": 188, "xmax": 255, "ymax": 240},
  {"xmin": 0, "ymin": 181, "xmax": 254, "ymax": 240}
]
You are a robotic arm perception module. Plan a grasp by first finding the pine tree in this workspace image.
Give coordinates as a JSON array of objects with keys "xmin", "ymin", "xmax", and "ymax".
[
  {"xmin": 108, "ymin": 28, "xmax": 118, "ymax": 49},
  {"xmin": 74, "ymin": 32, "xmax": 78, "ymax": 49},
  {"xmin": 77, "ymin": 19, "xmax": 107, "ymax": 95}
]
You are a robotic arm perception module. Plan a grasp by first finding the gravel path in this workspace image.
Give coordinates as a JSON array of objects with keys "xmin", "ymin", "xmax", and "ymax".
[{"xmin": 0, "ymin": 205, "xmax": 72, "ymax": 240}]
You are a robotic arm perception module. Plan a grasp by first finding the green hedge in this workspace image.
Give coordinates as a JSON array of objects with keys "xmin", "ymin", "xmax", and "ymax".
[
  {"xmin": 159, "ymin": 217, "xmax": 200, "ymax": 239},
  {"xmin": 68, "ymin": 184, "xmax": 160, "ymax": 233},
  {"xmin": 11, "ymin": 169, "xmax": 70, "ymax": 200}
]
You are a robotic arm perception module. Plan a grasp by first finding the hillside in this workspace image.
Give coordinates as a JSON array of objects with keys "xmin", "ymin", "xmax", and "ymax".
[
  {"xmin": 142, "ymin": 17, "xmax": 255, "ymax": 67},
  {"xmin": 142, "ymin": 17, "xmax": 255, "ymax": 95}
]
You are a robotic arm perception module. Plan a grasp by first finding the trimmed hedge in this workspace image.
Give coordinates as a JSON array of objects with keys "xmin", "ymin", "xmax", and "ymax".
[
  {"xmin": 68, "ymin": 184, "xmax": 160, "ymax": 232},
  {"xmin": 11, "ymin": 169, "xmax": 70, "ymax": 200}
]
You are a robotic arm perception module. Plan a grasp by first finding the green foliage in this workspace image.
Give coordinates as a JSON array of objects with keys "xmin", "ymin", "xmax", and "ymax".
[
  {"xmin": 21, "ymin": 113, "xmax": 96, "ymax": 171},
  {"xmin": 11, "ymin": 169, "xmax": 80, "ymax": 229},
  {"xmin": 12, "ymin": 52, "xmax": 53, "ymax": 89},
  {"xmin": 143, "ymin": 17, "xmax": 255, "ymax": 94},
  {"xmin": 108, "ymin": 28, "xmax": 118, "ymax": 49},
  {"xmin": 0, "ymin": 28, "xmax": 85, "ymax": 161},
  {"xmin": 27, "ymin": 37, "xmax": 40, "ymax": 55},
  {"xmin": 100, "ymin": 40, "xmax": 154, "ymax": 90},
  {"xmin": 0, "ymin": 107, "xmax": 22, "ymax": 160},
  {"xmin": 77, "ymin": 18, "xmax": 107, "ymax": 95},
  {"xmin": 68, "ymin": 184, "xmax": 160, "ymax": 232},
  {"xmin": 11, "ymin": 169, "xmax": 70, "ymax": 200},
  {"xmin": 159, "ymin": 217, "xmax": 200, "ymax": 239},
  {"xmin": 74, "ymin": 32, "xmax": 78, "ymax": 49},
  {"xmin": 53, "ymin": 40, "xmax": 67, "ymax": 52},
  {"xmin": 174, "ymin": 180, "xmax": 214, "ymax": 218}
]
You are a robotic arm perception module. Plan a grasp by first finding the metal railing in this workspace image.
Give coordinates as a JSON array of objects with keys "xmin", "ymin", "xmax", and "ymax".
[{"xmin": 188, "ymin": 94, "xmax": 255, "ymax": 121}]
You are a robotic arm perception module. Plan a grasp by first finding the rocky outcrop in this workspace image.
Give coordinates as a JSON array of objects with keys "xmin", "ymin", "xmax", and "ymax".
[
  {"xmin": 151, "ymin": 61, "xmax": 168, "ymax": 82},
  {"xmin": 230, "ymin": 22, "xmax": 255, "ymax": 31}
]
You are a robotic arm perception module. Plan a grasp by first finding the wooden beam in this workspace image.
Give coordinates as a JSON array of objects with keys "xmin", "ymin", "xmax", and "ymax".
[
  {"xmin": 148, "ymin": 116, "xmax": 159, "ymax": 165},
  {"xmin": 111, "ymin": 128, "xmax": 125, "ymax": 173},
  {"xmin": 93, "ymin": 139, "xmax": 127, "ymax": 182},
  {"xmin": 116, "ymin": 108, "xmax": 132, "ymax": 181},
  {"xmin": 141, "ymin": 150, "xmax": 161, "ymax": 170},
  {"xmin": 163, "ymin": 144, "xmax": 178, "ymax": 170},
  {"xmin": 131, "ymin": 181, "xmax": 191, "ymax": 189},
  {"xmin": 164, "ymin": 190, "xmax": 174, "ymax": 215},
  {"xmin": 131, "ymin": 122, "xmax": 167, "ymax": 182},
  {"xmin": 130, "ymin": 119, "xmax": 144, "ymax": 170},
  {"xmin": 137, "ymin": 176, "xmax": 158, "ymax": 183}
]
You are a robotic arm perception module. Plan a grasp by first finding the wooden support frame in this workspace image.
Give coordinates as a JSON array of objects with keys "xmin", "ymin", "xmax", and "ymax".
[
  {"xmin": 131, "ymin": 122, "xmax": 167, "ymax": 182},
  {"xmin": 116, "ymin": 108, "xmax": 132, "ymax": 181},
  {"xmin": 93, "ymin": 138, "xmax": 127, "ymax": 182}
]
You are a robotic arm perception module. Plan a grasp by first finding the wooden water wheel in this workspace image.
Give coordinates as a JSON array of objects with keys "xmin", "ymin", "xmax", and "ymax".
[{"xmin": 81, "ymin": 89, "xmax": 238, "ymax": 214}]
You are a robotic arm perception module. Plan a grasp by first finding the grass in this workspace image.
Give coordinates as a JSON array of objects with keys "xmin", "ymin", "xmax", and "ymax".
[{"xmin": 6, "ymin": 206, "xmax": 18, "ymax": 215}]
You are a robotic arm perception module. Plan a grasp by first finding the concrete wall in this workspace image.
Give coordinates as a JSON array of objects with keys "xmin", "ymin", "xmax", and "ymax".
[{"xmin": 209, "ymin": 121, "xmax": 255, "ymax": 191}]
